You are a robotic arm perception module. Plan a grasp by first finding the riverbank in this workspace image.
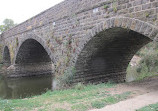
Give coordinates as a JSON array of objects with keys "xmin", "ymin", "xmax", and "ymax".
[
  {"xmin": 1, "ymin": 76, "xmax": 158, "ymax": 111},
  {"xmin": 0, "ymin": 82, "xmax": 130, "ymax": 111}
]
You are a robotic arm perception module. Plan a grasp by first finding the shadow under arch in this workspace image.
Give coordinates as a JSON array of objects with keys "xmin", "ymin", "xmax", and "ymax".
[
  {"xmin": 74, "ymin": 17, "xmax": 157, "ymax": 84},
  {"xmin": 3, "ymin": 46, "xmax": 11, "ymax": 66},
  {"xmin": 15, "ymin": 39, "xmax": 51, "ymax": 64},
  {"xmin": 13, "ymin": 34, "xmax": 55, "ymax": 64},
  {"xmin": 13, "ymin": 34, "xmax": 55, "ymax": 77}
]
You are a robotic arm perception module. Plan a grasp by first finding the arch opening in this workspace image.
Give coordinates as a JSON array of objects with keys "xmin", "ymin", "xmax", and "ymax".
[
  {"xmin": 14, "ymin": 39, "xmax": 53, "ymax": 77},
  {"xmin": 3, "ymin": 46, "xmax": 11, "ymax": 66},
  {"xmin": 126, "ymin": 41, "xmax": 157, "ymax": 82},
  {"xmin": 75, "ymin": 27, "xmax": 152, "ymax": 84}
]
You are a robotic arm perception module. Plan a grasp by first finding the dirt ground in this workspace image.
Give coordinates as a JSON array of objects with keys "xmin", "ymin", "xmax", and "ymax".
[{"xmin": 90, "ymin": 76, "xmax": 158, "ymax": 111}]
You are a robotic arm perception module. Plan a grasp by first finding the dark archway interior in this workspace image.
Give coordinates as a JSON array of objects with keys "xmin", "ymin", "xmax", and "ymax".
[
  {"xmin": 14, "ymin": 39, "xmax": 52, "ymax": 76},
  {"xmin": 15, "ymin": 39, "xmax": 51, "ymax": 64},
  {"xmin": 75, "ymin": 28, "xmax": 152, "ymax": 84},
  {"xmin": 3, "ymin": 46, "xmax": 11, "ymax": 66}
]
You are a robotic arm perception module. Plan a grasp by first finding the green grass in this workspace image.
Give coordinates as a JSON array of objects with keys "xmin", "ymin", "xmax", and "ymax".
[
  {"xmin": 71, "ymin": 104, "xmax": 89, "ymax": 111},
  {"xmin": 91, "ymin": 91, "xmax": 131, "ymax": 109},
  {"xmin": 0, "ymin": 82, "xmax": 132, "ymax": 111},
  {"xmin": 137, "ymin": 103, "xmax": 158, "ymax": 111},
  {"xmin": 55, "ymin": 108, "xmax": 68, "ymax": 111}
]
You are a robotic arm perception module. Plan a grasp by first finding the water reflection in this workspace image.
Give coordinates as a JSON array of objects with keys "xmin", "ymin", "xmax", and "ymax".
[{"xmin": 0, "ymin": 74, "xmax": 52, "ymax": 99}]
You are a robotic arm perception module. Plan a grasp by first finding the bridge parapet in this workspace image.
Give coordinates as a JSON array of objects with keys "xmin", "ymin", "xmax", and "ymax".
[{"xmin": 2, "ymin": 0, "xmax": 158, "ymax": 39}]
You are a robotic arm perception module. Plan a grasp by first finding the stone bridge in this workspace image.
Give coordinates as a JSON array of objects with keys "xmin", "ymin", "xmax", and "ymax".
[{"xmin": 1, "ymin": 0, "xmax": 158, "ymax": 88}]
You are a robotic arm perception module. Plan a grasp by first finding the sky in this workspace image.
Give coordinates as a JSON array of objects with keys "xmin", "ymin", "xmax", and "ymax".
[{"xmin": 0, "ymin": 0, "xmax": 64, "ymax": 24}]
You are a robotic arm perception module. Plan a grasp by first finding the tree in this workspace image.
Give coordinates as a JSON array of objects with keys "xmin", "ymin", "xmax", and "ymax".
[{"xmin": 0, "ymin": 19, "xmax": 16, "ymax": 33}]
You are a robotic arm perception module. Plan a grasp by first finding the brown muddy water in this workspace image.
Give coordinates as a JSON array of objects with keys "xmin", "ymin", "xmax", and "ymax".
[{"xmin": 0, "ymin": 74, "xmax": 53, "ymax": 99}]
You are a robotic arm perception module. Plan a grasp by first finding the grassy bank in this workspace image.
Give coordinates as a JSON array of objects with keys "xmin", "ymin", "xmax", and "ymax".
[
  {"xmin": 137, "ymin": 103, "xmax": 158, "ymax": 111},
  {"xmin": 0, "ymin": 82, "xmax": 131, "ymax": 111}
]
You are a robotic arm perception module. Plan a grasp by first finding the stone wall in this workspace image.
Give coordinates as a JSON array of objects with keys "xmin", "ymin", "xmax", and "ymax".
[{"xmin": 1, "ymin": 0, "xmax": 158, "ymax": 86}]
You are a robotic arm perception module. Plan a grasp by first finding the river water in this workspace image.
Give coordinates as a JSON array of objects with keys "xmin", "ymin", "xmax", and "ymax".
[{"xmin": 0, "ymin": 74, "xmax": 53, "ymax": 99}]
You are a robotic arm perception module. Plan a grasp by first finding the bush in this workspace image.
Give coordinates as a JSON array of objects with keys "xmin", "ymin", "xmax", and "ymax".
[
  {"xmin": 127, "ymin": 41, "xmax": 158, "ymax": 81},
  {"xmin": 137, "ymin": 49, "xmax": 158, "ymax": 75},
  {"xmin": 59, "ymin": 67, "xmax": 76, "ymax": 88}
]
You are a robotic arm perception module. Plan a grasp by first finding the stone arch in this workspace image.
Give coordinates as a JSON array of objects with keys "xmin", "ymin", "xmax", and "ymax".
[
  {"xmin": 3, "ymin": 46, "xmax": 11, "ymax": 66},
  {"xmin": 13, "ymin": 34, "xmax": 54, "ymax": 64},
  {"xmin": 73, "ymin": 17, "xmax": 158, "ymax": 84},
  {"xmin": 12, "ymin": 34, "xmax": 55, "ymax": 77},
  {"xmin": 15, "ymin": 39, "xmax": 52, "ymax": 64}
]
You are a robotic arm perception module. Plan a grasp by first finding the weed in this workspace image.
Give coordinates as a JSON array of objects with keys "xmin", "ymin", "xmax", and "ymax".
[
  {"xmin": 74, "ymin": 83, "xmax": 85, "ymax": 90},
  {"xmin": 113, "ymin": 7, "xmax": 117, "ymax": 13},
  {"xmin": 112, "ymin": 0, "xmax": 117, "ymax": 13},
  {"xmin": 145, "ymin": 13, "xmax": 150, "ymax": 18},
  {"xmin": 59, "ymin": 67, "xmax": 76, "ymax": 88},
  {"xmin": 91, "ymin": 101, "xmax": 105, "ymax": 109},
  {"xmin": 104, "ymin": 5, "xmax": 109, "ymax": 10}
]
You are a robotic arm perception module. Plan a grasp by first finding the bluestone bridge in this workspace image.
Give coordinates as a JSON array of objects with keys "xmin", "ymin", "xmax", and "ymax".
[{"xmin": 1, "ymin": 0, "xmax": 158, "ymax": 88}]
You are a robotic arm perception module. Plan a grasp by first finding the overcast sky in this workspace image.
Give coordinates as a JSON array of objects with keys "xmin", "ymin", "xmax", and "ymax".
[{"xmin": 0, "ymin": 0, "xmax": 64, "ymax": 24}]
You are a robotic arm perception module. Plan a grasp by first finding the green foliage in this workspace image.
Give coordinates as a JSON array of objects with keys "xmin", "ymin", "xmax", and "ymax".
[
  {"xmin": 59, "ymin": 67, "xmax": 76, "ymax": 88},
  {"xmin": 145, "ymin": 12, "xmax": 150, "ymax": 18},
  {"xmin": 0, "ymin": 19, "xmax": 16, "ymax": 33},
  {"xmin": 113, "ymin": 7, "xmax": 117, "ymax": 13},
  {"xmin": 0, "ymin": 19, "xmax": 16, "ymax": 63},
  {"xmin": 127, "ymin": 42, "xmax": 158, "ymax": 81},
  {"xmin": 136, "ymin": 42, "xmax": 158, "ymax": 56},
  {"xmin": 104, "ymin": 5, "xmax": 109, "ymax": 10},
  {"xmin": 136, "ymin": 43, "xmax": 158, "ymax": 78},
  {"xmin": 112, "ymin": 0, "xmax": 117, "ymax": 13}
]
